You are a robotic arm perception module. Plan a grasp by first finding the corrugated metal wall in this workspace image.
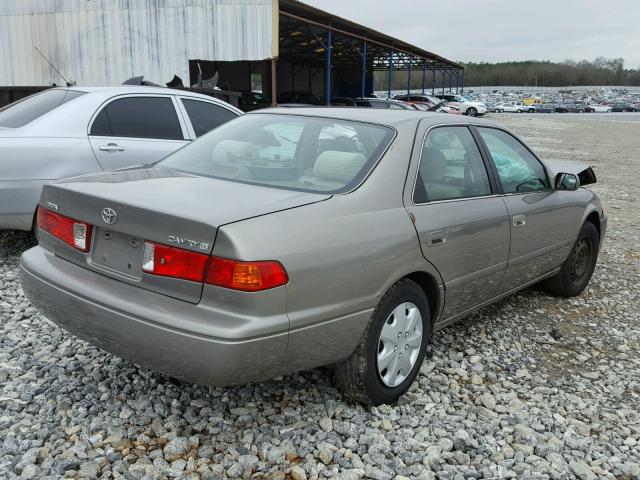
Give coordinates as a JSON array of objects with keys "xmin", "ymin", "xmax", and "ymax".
[{"xmin": 0, "ymin": 0, "xmax": 275, "ymax": 86}]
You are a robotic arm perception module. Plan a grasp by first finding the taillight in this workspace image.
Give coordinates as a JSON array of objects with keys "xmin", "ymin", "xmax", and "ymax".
[
  {"xmin": 142, "ymin": 241, "xmax": 209, "ymax": 282},
  {"xmin": 37, "ymin": 207, "xmax": 92, "ymax": 252},
  {"xmin": 205, "ymin": 256, "xmax": 288, "ymax": 291}
]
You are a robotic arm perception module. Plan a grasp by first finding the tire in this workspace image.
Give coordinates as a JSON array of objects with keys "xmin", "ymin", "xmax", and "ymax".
[
  {"xmin": 466, "ymin": 107, "xmax": 477, "ymax": 117},
  {"xmin": 542, "ymin": 222, "xmax": 599, "ymax": 297},
  {"xmin": 335, "ymin": 279, "xmax": 431, "ymax": 406},
  {"xmin": 517, "ymin": 109, "xmax": 522, "ymax": 113}
]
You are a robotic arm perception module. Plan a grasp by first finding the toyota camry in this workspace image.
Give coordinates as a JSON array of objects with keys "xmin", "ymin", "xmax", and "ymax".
[{"xmin": 20, "ymin": 109, "xmax": 606, "ymax": 405}]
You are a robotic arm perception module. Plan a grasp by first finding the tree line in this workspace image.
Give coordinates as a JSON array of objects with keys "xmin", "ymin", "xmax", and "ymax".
[{"xmin": 374, "ymin": 57, "xmax": 640, "ymax": 90}]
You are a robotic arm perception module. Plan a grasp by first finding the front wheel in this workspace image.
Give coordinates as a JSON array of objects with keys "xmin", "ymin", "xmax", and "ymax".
[
  {"xmin": 517, "ymin": 109, "xmax": 522, "ymax": 113},
  {"xmin": 542, "ymin": 222, "xmax": 599, "ymax": 297},
  {"xmin": 466, "ymin": 107, "xmax": 477, "ymax": 117},
  {"xmin": 335, "ymin": 279, "xmax": 431, "ymax": 405}
]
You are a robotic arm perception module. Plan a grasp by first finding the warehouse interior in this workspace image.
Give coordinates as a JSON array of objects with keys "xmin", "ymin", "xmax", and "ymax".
[{"xmin": 188, "ymin": 0, "xmax": 464, "ymax": 106}]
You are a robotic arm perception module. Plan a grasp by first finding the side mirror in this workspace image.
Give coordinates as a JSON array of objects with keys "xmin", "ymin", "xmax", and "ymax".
[{"xmin": 555, "ymin": 173, "xmax": 580, "ymax": 191}]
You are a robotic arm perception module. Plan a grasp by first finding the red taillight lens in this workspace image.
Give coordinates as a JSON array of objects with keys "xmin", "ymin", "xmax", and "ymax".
[
  {"xmin": 142, "ymin": 241, "xmax": 209, "ymax": 282},
  {"xmin": 37, "ymin": 207, "xmax": 92, "ymax": 252},
  {"xmin": 205, "ymin": 256, "xmax": 288, "ymax": 291}
]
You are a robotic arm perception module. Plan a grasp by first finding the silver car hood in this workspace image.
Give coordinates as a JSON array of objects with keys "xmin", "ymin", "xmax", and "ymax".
[{"xmin": 543, "ymin": 159, "xmax": 597, "ymax": 186}]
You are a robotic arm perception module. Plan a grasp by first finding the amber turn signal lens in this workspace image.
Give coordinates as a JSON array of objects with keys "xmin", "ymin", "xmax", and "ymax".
[{"xmin": 205, "ymin": 256, "xmax": 288, "ymax": 291}]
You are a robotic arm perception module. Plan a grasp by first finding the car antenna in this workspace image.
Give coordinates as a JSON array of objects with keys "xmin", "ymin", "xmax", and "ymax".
[{"xmin": 34, "ymin": 46, "xmax": 71, "ymax": 86}]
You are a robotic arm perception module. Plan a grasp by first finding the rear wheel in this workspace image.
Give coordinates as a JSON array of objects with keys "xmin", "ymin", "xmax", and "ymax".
[
  {"xmin": 542, "ymin": 222, "xmax": 599, "ymax": 296},
  {"xmin": 335, "ymin": 279, "xmax": 431, "ymax": 405},
  {"xmin": 466, "ymin": 107, "xmax": 477, "ymax": 117}
]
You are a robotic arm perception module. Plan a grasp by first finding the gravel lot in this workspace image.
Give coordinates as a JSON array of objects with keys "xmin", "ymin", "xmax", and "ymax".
[{"xmin": 1, "ymin": 114, "xmax": 639, "ymax": 480}]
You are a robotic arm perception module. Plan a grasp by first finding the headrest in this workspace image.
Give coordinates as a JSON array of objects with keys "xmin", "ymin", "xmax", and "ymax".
[
  {"xmin": 421, "ymin": 147, "xmax": 447, "ymax": 181},
  {"xmin": 313, "ymin": 150, "xmax": 367, "ymax": 183},
  {"xmin": 212, "ymin": 140, "xmax": 258, "ymax": 163}
]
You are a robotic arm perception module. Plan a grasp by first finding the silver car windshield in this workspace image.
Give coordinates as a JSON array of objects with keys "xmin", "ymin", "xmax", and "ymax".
[{"xmin": 158, "ymin": 113, "xmax": 395, "ymax": 194}]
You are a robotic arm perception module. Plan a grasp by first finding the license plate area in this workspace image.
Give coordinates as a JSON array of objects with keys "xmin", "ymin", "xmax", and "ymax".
[{"xmin": 90, "ymin": 228, "xmax": 144, "ymax": 279}]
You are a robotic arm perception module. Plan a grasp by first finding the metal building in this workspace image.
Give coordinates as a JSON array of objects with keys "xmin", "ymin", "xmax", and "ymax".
[{"xmin": 0, "ymin": 0, "xmax": 463, "ymax": 105}]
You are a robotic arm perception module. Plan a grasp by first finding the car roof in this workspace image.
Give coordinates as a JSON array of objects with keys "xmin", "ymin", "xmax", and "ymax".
[
  {"xmin": 61, "ymin": 86, "xmax": 240, "ymax": 107},
  {"xmin": 249, "ymin": 107, "xmax": 502, "ymax": 129}
]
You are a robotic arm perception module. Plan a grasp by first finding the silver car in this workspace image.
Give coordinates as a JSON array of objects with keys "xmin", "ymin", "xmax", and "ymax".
[
  {"xmin": 0, "ymin": 87, "xmax": 241, "ymax": 230},
  {"xmin": 20, "ymin": 109, "xmax": 606, "ymax": 405}
]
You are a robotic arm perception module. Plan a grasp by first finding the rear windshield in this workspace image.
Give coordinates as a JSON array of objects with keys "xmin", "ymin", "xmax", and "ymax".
[
  {"xmin": 0, "ymin": 89, "xmax": 86, "ymax": 128},
  {"xmin": 158, "ymin": 113, "xmax": 395, "ymax": 194}
]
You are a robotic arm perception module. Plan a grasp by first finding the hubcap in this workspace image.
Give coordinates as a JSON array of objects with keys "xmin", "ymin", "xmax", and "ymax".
[
  {"xmin": 377, "ymin": 302, "xmax": 423, "ymax": 388},
  {"xmin": 570, "ymin": 238, "xmax": 592, "ymax": 284}
]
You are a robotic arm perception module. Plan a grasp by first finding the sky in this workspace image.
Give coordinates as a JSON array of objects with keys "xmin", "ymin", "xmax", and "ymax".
[{"xmin": 302, "ymin": 0, "xmax": 640, "ymax": 68}]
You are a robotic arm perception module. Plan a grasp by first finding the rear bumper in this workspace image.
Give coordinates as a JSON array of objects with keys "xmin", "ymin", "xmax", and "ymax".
[
  {"xmin": 0, "ymin": 179, "xmax": 50, "ymax": 230},
  {"xmin": 19, "ymin": 246, "xmax": 288, "ymax": 386}
]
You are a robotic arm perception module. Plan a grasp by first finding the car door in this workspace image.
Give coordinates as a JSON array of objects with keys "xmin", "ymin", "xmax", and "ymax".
[
  {"xmin": 475, "ymin": 127, "xmax": 583, "ymax": 292},
  {"xmin": 177, "ymin": 97, "xmax": 239, "ymax": 138},
  {"xmin": 405, "ymin": 123, "xmax": 510, "ymax": 320},
  {"xmin": 88, "ymin": 95, "xmax": 189, "ymax": 170}
]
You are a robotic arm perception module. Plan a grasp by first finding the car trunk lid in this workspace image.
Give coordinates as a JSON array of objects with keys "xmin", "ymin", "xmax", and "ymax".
[{"xmin": 39, "ymin": 167, "xmax": 329, "ymax": 302}]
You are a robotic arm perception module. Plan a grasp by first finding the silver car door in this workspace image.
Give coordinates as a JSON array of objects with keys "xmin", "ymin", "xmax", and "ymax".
[
  {"xmin": 405, "ymin": 123, "xmax": 510, "ymax": 320},
  {"xmin": 475, "ymin": 127, "xmax": 583, "ymax": 292},
  {"xmin": 88, "ymin": 95, "xmax": 189, "ymax": 170}
]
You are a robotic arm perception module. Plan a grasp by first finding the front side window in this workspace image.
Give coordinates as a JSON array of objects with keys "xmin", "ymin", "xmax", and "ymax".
[
  {"xmin": 159, "ymin": 114, "xmax": 394, "ymax": 194},
  {"xmin": 414, "ymin": 126, "xmax": 492, "ymax": 203},
  {"xmin": 477, "ymin": 127, "xmax": 549, "ymax": 193},
  {"xmin": 181, "ymin": 99, "xmax": 237, "ymax": 137},
  {"xmin": 0, "ymin": 89, "xmax": 85, "ymax": 128},
  {"xmin": 90, "ymin": 96, "xmax": 183, "ymax": 140}
]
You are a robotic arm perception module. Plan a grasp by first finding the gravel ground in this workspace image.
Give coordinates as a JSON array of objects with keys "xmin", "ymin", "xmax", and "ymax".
[{"xmin": 1, "ymin": 114, "xmax": 639, "ymax": 480}]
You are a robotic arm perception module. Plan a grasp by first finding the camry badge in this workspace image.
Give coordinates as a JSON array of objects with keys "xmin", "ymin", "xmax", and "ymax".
[{"xmin": 101, "ymin": 207, "xmax": 117, "ymax": 225}]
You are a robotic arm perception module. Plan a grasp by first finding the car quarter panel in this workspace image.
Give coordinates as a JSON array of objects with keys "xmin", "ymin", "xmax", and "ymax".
[{"xmin": 209, "ymin": 125, "xmax": 445, "ymax": 372}]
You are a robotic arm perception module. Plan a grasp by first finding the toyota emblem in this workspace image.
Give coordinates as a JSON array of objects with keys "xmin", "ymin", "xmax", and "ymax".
[{"xmin": 101, "ymin": 207, "xmax": 117, "ymax": 225}]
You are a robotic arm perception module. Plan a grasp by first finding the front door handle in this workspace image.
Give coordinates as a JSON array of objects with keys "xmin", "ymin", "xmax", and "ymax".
[
  {"xmin": 427, "ymin": 230, "xmax": 447, "ymax": 246},
  {"xmin": 512, "ymin": 215, "xmax": 526, "ymax": 227},
  {"xmin": 99, "ymin": 143, "xmax": 125, "ymax": 152}
]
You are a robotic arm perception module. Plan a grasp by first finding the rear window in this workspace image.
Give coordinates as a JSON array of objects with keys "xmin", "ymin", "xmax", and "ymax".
[
  {"xmin": 0, "ymin": 89, "xmax": 85, "ymax": 128},
  {"xmin": 158, "ymin": 113, "xmax": 394, "ymax": 194}
]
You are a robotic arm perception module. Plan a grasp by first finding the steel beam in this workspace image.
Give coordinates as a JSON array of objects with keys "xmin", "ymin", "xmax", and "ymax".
[
  {"xmin": 387, "ymin": 49, "xmax": 393, "ymax": 98},
  {"xmin": 361, "ymin": 39, "xmax": 367, "ymax": 98},
  {"xmin": 325, "ymin": 29, "xmax": 332, "ymax": 105}
]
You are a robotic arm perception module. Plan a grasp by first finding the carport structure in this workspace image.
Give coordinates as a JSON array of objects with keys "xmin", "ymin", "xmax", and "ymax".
[{"xmin": 276, "ymin": 0, "xmax": 464, "ymax": 105}]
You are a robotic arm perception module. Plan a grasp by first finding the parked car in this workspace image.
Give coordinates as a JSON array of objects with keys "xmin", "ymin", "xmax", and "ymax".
[
  {"xmin": 330, "ymin": 97, "xmax": 357, "ymax": 107},
  {"xmin": 535, "ymin": 104, "xmax": 556, "ymax": 113},
  {"xmin": 238, "ymin": 91, "xmax": 271, "ymax": 112},
  {"xmin": 278, "ymin": 91, "xmax": 322, "ymax": 105},
  {"xmin": 21, "ymin": 109, "xmax": 606, "ymax": 405},
  {"xmin": 433, "ymin": 94, "xmax": 487, "ymax": 116},
  {"xmin": 393, "ymin": 94, "xmax": 441, "ymax": 108},
  {"xmin": 611, "ymin": 104, "xmax": 637, "ymax": 112},
  {"xmin": 584, "ymin": 105, "xmax": 612, "ymax": 113},
  {"xmin": 0, "ymin": 87, "xmax": 242, "ymax": 230},
  {"xmin": 355, "ymin": 98, "xmax": 416, "ymax": 110},
  {"xmin": 494, "ymin": 101, "xmax": 534, "ymax": 113}
]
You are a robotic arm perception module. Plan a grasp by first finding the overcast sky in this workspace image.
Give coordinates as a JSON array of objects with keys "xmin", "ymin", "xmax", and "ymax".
[{"xmin": 303, "ymin": 0, "xmax": 640, "ymax": 68}]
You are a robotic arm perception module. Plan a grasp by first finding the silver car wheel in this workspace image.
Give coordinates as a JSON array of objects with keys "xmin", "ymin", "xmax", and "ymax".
[{"xmin": 377, "ymin": 302, "xmax": 423, "ymax": 388}]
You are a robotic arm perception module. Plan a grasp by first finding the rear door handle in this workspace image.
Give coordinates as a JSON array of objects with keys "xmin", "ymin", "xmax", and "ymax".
[
  {"xmin": 512, "ymin": 215, "xmax": 526, "ymax": 227},
  {"xmin": 427, "ymin": 230, "xmax": 447, "ymax": 246},
  {"xmin": 99, "ymin": 143, "xmax": 125, "ymax": 152}
]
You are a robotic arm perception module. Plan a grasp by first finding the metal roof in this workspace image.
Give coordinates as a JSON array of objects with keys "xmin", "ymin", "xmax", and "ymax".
[{"xmin": 279, "ymin": 0, "xmax": 462, "ymax": 69}]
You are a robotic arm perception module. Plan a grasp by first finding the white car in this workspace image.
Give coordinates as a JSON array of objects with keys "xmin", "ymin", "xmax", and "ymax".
[
  {"xmin": 0, "ymin": 87, "xmax": 242, "ymax": 230},
  {"xmin": 587, "ymin": 105, "xmax": 613, "ymax": 113},
  {"xmin": 434, "ymin": 94, "xmax": 487, "ymax": 116},
  {"xmin": 495, "ymin": 101, "xmax": 534, "ymax": 113}
]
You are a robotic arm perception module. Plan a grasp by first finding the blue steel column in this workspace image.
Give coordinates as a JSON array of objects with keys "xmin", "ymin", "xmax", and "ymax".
[
  {"xmin": 360, "ymin": 39, "xmax": 367, "ymax": 98},
  {"xmin": 449, "ymin": 68, "xmax": 452, "ymax": 92},
  {"xmin": 387, "ymin": 49, "xmax": 393, "ymax": 98},
  {"xmin": 455, "ymin": 70, "xmax": 459, "ymax": 93},
  {"xmin": 421, "ymin": 60, "xmax": 426, "ymax": 94},
  {"xmin": 431, "ymin": 63, "xmax": 436, "ymax": 95},
  {"xmin": 441, "ymin": 69, "xmax": 445, "ymax": 96},
  {"xmin": 407, "ymin": 60, "xmax": 411, "ymax": 95},
  {"xmin": 461, "ymin": 68, "xmax": 464, "ymax": 94},
  {"xmin": 325, "ymin": 29, "xmax": 332, "ymax": 105}
]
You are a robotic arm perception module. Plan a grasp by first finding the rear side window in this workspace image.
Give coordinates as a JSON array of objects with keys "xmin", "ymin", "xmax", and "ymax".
[
  {"xmin": 477, "ymin": 127, "xmax": 549, "ymax": 193},
  {"xmin": 414, "ymin": 126, "xmax": 492, "ymax": 203},
  {"xmin": 90, "ymin": 97, "xmax": 183, "ymax": 140},
  {"xmin": 0, "ymin": 89, "xmax": 85, "ymax": 128},
  {"xmin": 181, "ymin": 99, "xmax": 237, "ymax": 137}
]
